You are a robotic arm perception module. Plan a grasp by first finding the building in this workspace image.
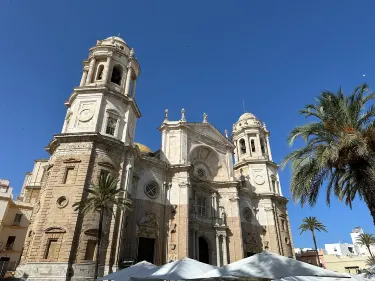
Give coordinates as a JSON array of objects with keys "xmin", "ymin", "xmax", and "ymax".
[
  {"xmin": 0, "ymin": 179, "xmax": 33, "ymax": 274},
  {"xmin": 350, "ymin": 227, "xmax": 375, "ymax": 256},
  {"xmin": 325, "ymin": 243, "xmax": 356, "ymax": 256},
  {"xmin": 295, "ymin": 249, "xmax": 325, "ymax": 268},
  {"xmin": 324, "ymin": 254, "xmax": 368, "ymax": 274},
  {"xmin": 16, "ymin": 36, "xmax": 294, "ymax": 281}
]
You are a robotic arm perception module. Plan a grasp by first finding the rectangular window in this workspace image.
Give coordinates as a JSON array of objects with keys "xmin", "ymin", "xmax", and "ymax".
[
  {"xmin": 197, "ymin": 196, "xmax": 206, "ymax": 217},
  {"xmin": 281, "ymin": 219, "xmax": 285, "ymax": 231},
  {"xmin": 105, "ymin": 117, "xmax": 117, "ymax": 136},
  {"xmin": 251, "ymin": 139, "xmax": 256, "ymax": 152},
  {"xmin": 272, "ymin": 179, "xmax": 276, "ymax": 193},
  {"xmin": 44, "ymin": 239, "xmax": 58, "ymax": 259},
  {"xmin": 13, "ymin": 214, "xmax": 22, "ymax": 225},
  {"xmin": 84, "ymin": 240, "xmax": 97, "ymax": 261},
  {"xmin": 5, "ymin": 236, "xmax": 16, "ymax": 250},
  {"xmin": 63, "ymin": 167, "xmax": 75, "ymax": 184}
]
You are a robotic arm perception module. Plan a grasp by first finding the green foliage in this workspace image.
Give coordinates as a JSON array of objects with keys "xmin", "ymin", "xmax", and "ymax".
[
  {"xmin": 73, "ymin": 174, "xmax": 132, "ymax": 216},
  {"xmin": 366, "ymin": 256, "xmax": 375, "ymax": 266},
  {"xmin": 283, "ymin": 84, "xmax": 375, "ymax": 213},
  {"xmin": 299, "ymin": 216, "xmax": 327, "ymax": 234},
  {"xmin": 356, "ymin": 233, "xmax": 375, "ymax": 247}
]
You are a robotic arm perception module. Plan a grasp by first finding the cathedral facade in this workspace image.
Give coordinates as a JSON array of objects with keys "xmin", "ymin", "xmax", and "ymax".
[{"xmin": 16, "ymin": 36, "xmax": 294, "ymax": 281}]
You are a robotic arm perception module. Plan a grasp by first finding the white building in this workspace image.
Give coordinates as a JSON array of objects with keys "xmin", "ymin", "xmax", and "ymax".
[
  {"xmin": 350, "ymin": 226, "xmax": 375, "ymax": 256},
  {"xmin": 324, "ymin": 243, "xmax": 356, "ymax": 256}
]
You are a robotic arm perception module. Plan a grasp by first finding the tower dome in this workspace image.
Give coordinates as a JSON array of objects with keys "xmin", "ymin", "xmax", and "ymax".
[{"xmin": 238, "ymin": 112, "xmax": 257, "ymax": 121}]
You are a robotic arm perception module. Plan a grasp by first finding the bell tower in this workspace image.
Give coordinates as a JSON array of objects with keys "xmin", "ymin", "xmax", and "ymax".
[
  {"xmin": 17, "ymin": 36, "xmax": 141, "ymax": 281},
  {"xmin": 232, "ymin": 112, "xmax": 294, "ymax": 258}
]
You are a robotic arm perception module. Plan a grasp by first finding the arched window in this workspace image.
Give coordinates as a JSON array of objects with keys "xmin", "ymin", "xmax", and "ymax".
[
  {"xmin": 239, "ymin": 139, "xmax": 246, "ymax": 154},
  {"xmin": 251, "ymin": 139, "xmax": 256, "ymax": 152},
  {"xmin": 111, "ymin": 65, "xmax": 123, "ymax": 85},
  {"xmin": 129, "ymin": 78, "xmax": 135, "ymax": 97},
  {"xmin": 260, "ymin": 138, "xmax": 266, "ymax": 154},
  {"xmin": 96, "ymin": 65, "xmax": 104, "ymax": 80}
]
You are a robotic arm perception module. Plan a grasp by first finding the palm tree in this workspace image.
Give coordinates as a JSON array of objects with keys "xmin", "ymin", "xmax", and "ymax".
[
  {"xmin": 73, "ymin": 173, "xmax": 132, "ymax": 280},
  {"xmin": 282, "ymin": 84, "xmax": 375, "ymax": 225},
  {"xmin": 299, "ymin": 216, "xmax": 327, "ymax": 267},
  {"xmin": 356, "ymin": 233, "xmax": 375, "ymax": 257},
  {"xmin": 366, "ymin": 256, "xmax": 375, "ymax": 267}
]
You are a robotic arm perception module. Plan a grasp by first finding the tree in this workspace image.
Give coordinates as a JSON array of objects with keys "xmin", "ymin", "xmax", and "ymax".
[
  {"xmin": 299, "ymin": 216, "xmax": 327, "ymax": 267},
  {"xmin": 282, "ymin": 84, "xmax": 375, "ymax": 225},
  {"xmin": 366, "ymin": 256, "xmax": 375, "ymax": 267},
  {"xmin": 357, "ymin": 233, "xmax": 375, "ymax": 257},
  {"xmin": 73, "ymin": 174, "xmax": 132, "ymax": 280}
]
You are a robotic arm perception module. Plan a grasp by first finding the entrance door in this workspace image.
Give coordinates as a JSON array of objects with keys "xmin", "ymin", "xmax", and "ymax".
[
  {"xmin": 137, "ymin": 237, "xmax": 155, "ymax": 263},
  {"xmin": 198, "ymin": 237, "xmax": 209, "ymax": 264}
]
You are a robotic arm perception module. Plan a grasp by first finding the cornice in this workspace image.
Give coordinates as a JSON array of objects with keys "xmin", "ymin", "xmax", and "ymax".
[{"xmin": 233, "ymin": 159, "xmax": 279, "ymax": 169}]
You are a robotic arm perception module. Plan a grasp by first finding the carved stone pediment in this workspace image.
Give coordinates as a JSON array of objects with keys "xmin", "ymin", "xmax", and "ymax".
[
  {"xmin": 63, "ymin": 158, "xmax": 82, "ymax": 164},
  {"xmin": 136, "ymin": 213, "xmax": 159, "ymax": 239},
  {"xmin": 44, "ymin": 226, "xmax": 66, "ymax": 234}
]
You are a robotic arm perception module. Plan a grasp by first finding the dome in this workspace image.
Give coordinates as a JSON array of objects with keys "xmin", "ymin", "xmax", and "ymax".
[
  {"xmin": 104, "ymin": 36, "xmax": 126, "ymax": 44},
  {"xmin": 238, "ymin": 112, "xmax": 256, "ymax": 121},
  {"xmin": 135, "ymin": 142, "xmax": 152, "ymax": 153}
]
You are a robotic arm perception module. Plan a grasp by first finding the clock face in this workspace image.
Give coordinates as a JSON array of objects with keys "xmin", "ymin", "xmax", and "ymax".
[
  {"xmin": 254, "ymin": 175, "xmax": 265, "ymax": 185},
  {"xmin": 78, "ymin": 108, "xmax": 94, "ymax": 122}
]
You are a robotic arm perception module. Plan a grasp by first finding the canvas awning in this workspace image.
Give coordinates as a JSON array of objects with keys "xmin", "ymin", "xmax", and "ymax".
[{"xmin": 98, "ymin": 261, "xmax": 160, "ymax": 281}]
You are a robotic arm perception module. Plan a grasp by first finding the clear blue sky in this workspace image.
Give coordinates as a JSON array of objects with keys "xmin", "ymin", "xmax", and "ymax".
[{"xmin": 0, "ymin": 0, "xmax": 374, "ymax": 249}]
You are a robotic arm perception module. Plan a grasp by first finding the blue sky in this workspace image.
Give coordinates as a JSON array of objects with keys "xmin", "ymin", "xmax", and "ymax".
[{"xmin": 0, "ymin": 0, "xmax": 374, "ymax": 249}]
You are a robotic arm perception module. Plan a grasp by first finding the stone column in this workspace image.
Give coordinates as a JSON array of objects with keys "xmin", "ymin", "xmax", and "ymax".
[
  {"xmin": 245, "ymin": 134, "xmax": 251, "ymax": 156},
  {"xmin": 216, "ymin": 234, "xmax": 221, "ymax": 266},
  {"xmin": 124, "ymin": 64, "xmax": 133, "ymax": 96},
  {"xmin": 222, "ymin": 234, "xmax": 228, "ymax": 265},
  {"xmin": 80, "ymin": 69, "xmax": 88, "ymax": 86},
  {"xmin": 255, "ymin": 133, "xmax": 262, "ymax": 156},
  {"xmin": 212, "ymin": 194, "xmax": 216, "ymax": 218},
  {"xmin": 235, "ymin": 140, "xmax": 239, "ymax": 162},
  {"xmin": 266, "ymin": 136, "xmax": 272, "ymax": 161},
  {"xmin": 131, "ymin": 79, "xmax": 137, "ymax": 98},
  {"xmin": 86, "ymin": 56, "xmax": 96, "ymax": 84},
  {"xmin": 103, "ymin": 54, "xmax": 113, "ymax": 83},
  {"xmin": 192, "ymin": 230, "xmax": 196, "ymax": 259}
]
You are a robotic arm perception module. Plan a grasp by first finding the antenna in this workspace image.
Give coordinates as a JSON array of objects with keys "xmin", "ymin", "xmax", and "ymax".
[{"xmin": 117, "ymin": 33, "xmax": 121, "ymax": 37}]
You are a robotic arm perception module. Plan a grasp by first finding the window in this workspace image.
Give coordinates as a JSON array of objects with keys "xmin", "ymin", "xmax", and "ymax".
[
  {"xmin": 260, "ymin": 138, "xmax": 266, "ymax": 154},
  {"xmin": 251, "ymin": 139, "xmax": 256, "ymax": 152},
  {"xmin": 5, "ymin": 236, "xmax": 16, "ymax": 250},
  {"xmin": 197, "ymin": 196, "xmax": 206, "ymax": 217},
  {"xmin": 63, "ymin": 167, "xmax": 75, "ymax": 184},
  {"xmin": 85, "ymin": 240, "xmax": 97, "ymax": 261},
  {"xmin": 13, "ymin": 214, "xmax": 22, "ymax": 226},
  {"xmin": 243, "ymin": 207, "xmax": 252, "ymax": 222},
  {"xmin": 105, "ymin": 116, "xmax": 117, "ymax": 136},
  {"xmin": 348, "ymin": 247, "xmax": 354, "ymax": 253},
  {"xmin": 196, "ymin": 168, "xmax": 205, "ymax": 178},
  {"xmin": 281, "ymin": 219, "xmax": 285, "ymax": 231},
  {"xmin": 272, "ymin": 179, "xmax": 276, "ymax": 193},
  {"xmin": 44, "ymin": 239, "xmax": 58, "ymax": 259},
  {"xmin": 144, "ymin": 182, "xmax": 159, "ymax": 199},
  {"xmin": 239, "ymin": 139, "xmax": 246, "ymax": 154},
  {"xmin": 129, "ymin": 79, "xmax": 135, "ymax": 97},
  {"xmin": 96, "ymin": 65, "xmax": 104, "ymax": 80},
  {"xmin": 111, "ymin": 65, "xmax": 123, "ymax": 85}
]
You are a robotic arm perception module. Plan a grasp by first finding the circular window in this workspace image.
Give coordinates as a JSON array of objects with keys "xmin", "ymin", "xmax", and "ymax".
[
  {"xmin": 144, "ymin": 182, "xmax": 159, "ymax": 199},
  {"xmin": 243, "ymin": 207, "xmax": 252, "ymax": 222},
  {"xmin": 57, "ymin": 196, "xmax": 69, "ymax": 209},
  {"xmin": 196, "ymin": 168, "xmax": 205, "ymax": 178}
]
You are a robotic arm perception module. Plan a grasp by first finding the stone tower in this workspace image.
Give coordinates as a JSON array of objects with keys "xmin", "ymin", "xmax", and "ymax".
[
  {"xmin": 232, "ymin": 112, "xmax": 294, "ymax": 257},
  {"xmin": 17, "ymin": 36, "xmax": 141, "ymax": 280}
]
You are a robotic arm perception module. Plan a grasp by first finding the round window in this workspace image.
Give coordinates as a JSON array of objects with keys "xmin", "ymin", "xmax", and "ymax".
[
  {"xmin": 196, "ymin": 168, "xmax": 205, "ymax": 178},
  {"xmin": 57, "ymin": 196, "xmax": 69, "ymax": 209},
  {"xmin": 144, "ymin": 182, "xmax": 159, "ymax": 199},
  {"xmin": 243, "ymin": 207, "xmax": 252, "ymax": 222}
]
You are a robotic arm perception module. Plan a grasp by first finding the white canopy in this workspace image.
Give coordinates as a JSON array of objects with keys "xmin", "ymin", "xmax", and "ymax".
[
  {"xmin": 146, "ymin": 257, "xmax": 217, "ymax": 280},
  {"xmin": 202, "ymin": 251, "xmax": 349, "ymax": 279},
  {"xmin": 273, "ymin": 275, "xmax": 371, "ymax": 281},
  {"xmin": 98, "ymin": 261, "xmax": 159, "ymax": 281}
]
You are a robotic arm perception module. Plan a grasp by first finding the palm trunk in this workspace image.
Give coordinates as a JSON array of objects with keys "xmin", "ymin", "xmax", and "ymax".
[
  {"xmin": 363, "ymin": 189, "xmax": 375, "ymax": 227},
  {"xmin": 311, "ymin": 230, "xmax": 320, "ymax": 267},
  {"xmin": 94, "ymin": 210, "xmax": 104, "ymax": 280},
  {"xmin": 367, "ymin": 245, "xmax": 373, "ymax": 257}
]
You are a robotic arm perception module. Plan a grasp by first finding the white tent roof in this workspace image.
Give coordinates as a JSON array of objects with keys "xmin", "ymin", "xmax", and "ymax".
[
  {"xmin": 146, "ymin": 257, "xmax": 217, "ymax": 280},
  {"xmin": 202, "ymin": 251, "xmax": 349, "ymax": 279},
  {"xmin": 274, "ymin": 275, "xmax": 371, "ymax": 281},
  {"xmin": 98, "ymin": 261, "xmax": 159, "ymax": 281}
]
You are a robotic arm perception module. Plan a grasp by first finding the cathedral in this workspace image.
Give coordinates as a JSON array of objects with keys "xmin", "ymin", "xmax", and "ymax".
[{"xmin": 16, "ymin": 36, "xmax": 294, "ymax": 281}]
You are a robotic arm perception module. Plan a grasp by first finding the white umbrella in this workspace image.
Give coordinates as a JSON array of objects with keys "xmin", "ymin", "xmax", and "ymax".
[
  {"xmin": 202, "ymin": 251, "xmax": 349, "ymax": 279},
  {"xmin": 146, "ymin": 257, "xmax": 217, "ymax": 280},
  {"xmin": 273, "ymin": 275, "xmax": 371, "ymax": 281},
  {"xmin": 98, "ymin": 261, "xmax": 159, "ymax": 281}
]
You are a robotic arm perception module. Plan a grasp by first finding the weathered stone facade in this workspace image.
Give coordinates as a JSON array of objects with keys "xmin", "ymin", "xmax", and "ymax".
[{"xmin": 15, "ymin": 36, "xmax": 294, "ymax": 281}]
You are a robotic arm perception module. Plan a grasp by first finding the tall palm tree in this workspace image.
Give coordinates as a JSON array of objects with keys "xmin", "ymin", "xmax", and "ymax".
[
  {"xmin": 299, "ymin": 216, "xmax": 327, "ymax": 267},
  {"xmin": 73, "ymin": 174, "xmax": 132, "ymax": 280},
  {"xmin": 356, "ymin": 233, "xmax": 375, "ymax": 257},
  {"xmin": 282, "ymin": 84, "xmax": 375, "ymax": 225},
  {"xmin": 366, "ymin": 256, "xmax": 375, "ymax": 267}
]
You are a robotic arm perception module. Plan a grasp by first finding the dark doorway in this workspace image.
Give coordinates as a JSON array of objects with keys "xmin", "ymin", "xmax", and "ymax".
[
  {"xmin": 137, "ymin": 237, "xmax": 155, "ymax": 263},
  {"xmin": 198, "ymin": 237, "xmax": 209, "ymax": 264},
  {"xmin": 246, "ymin": 252, "xmax": 255, "ymax": 257}
]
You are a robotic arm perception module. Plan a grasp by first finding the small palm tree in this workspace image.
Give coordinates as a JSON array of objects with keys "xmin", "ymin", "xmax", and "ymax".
[
  {"xmin": 73, "ymin": 174, "xmax": 132, "ymax": 280},
  {"xmin": 282, "ymin": 84, "xmax": 375, "ymax": 225},
  {"xmin": 299, "ymin": 216, "xmax": 327, "ymax": 267},
  {"xmin": 357, "ymin": 233, "xmax": 375, "ymax": 257},
  {"xmin": 366, "ymin": 256, "xmax": 375, "ymax": 267}
]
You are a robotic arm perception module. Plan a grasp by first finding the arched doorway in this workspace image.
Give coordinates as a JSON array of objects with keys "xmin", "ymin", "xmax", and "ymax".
[{"xmin": 198, "ymin": 237, "xmax": 209, "ymax": 264}]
